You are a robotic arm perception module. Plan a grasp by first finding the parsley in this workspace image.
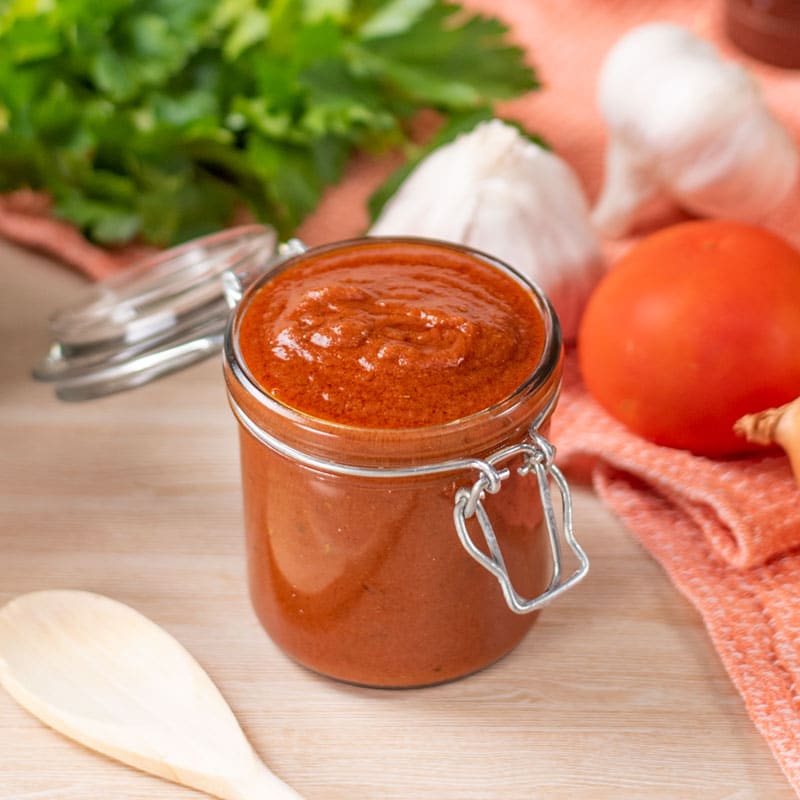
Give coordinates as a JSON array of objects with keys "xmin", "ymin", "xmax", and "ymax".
[{"xmin": 0, "ymin": 0, "xmax": 537, "ymax": 246}]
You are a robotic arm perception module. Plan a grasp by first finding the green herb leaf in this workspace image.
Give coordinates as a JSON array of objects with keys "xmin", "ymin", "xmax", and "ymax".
[{"xmin": 0, "ymin": 0, "xmax": 539, "ymax": 246}]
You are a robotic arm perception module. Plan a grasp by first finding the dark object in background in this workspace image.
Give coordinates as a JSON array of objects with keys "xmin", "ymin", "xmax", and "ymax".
[{"xmin": 726, "ymin": 0, "xmax": 800, "ymax": 68}]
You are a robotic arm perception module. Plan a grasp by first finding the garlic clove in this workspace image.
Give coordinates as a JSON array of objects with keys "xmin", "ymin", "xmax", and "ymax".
[
  {"xmin": 592, "ymin": 23, "xmax": 799, "ymax": 238},
  {"xmin": 669, "ymin": 105, "xmax": 798, "ymax": 220},
  {"xmin": 734, "ymin": 397, "xmax": 800, "ymax": 488},
  {"xmin": 370, "ymin": 120, "xmax": 605, "ymax": 340}
]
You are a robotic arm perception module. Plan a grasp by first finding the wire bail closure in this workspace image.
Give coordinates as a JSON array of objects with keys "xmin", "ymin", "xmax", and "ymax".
[
  {"xmin": 453, "ymin": 429, "xmax": 589, "ymax": 615},
  {"xmin": 229, "ymin": 390, "xmax": 588, "ymax": 616}
]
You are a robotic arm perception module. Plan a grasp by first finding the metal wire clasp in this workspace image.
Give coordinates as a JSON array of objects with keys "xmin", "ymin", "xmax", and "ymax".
[{"xmin": 453, "ymin": 430, "xmax": 589, "ymax": 614}]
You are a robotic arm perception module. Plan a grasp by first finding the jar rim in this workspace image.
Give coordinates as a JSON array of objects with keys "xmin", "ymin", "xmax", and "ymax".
[{"xmin": 224, "ymin": 236, "xmax": 562, "ymax": 441}]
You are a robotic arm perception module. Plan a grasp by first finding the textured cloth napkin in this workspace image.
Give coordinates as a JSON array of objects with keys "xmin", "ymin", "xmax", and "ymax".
[
  {"xmin": 3, "ymin": 0, "xmax": 800, "ymax": 792},
  {"xmin": 552, "ymin": 358, "xmax": 800, "ymax": 794}
]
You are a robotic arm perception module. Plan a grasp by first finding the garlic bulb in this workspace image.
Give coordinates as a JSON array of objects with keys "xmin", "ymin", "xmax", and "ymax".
[
  {"xmin": 592, "ymin": 23, "xmax": 799, "ymax": 238},
  {"xmin": 370, "ymin": 120, "xmax": 604, "ymax": 340}
]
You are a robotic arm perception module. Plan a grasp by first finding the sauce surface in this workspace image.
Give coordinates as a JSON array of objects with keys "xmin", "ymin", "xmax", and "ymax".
[{"xmin": 238, "ymin": 241, "xmax": 545, "ymax": 428}]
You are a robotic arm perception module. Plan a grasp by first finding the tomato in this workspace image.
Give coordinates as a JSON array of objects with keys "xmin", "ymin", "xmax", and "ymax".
[{"xmin": 577, "ymin": 220, "xmax": 800, "ymax": 456}]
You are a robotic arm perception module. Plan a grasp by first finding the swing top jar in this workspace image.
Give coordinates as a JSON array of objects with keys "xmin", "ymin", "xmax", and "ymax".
[{"xmin": 224, "ymin": 237, "xmax": 587, "ymax": 688}]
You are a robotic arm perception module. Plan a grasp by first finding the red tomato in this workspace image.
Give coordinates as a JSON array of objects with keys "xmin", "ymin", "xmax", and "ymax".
[{"xmin": 577, "ymin": 220, "xmax": 800, "ymax": 456}]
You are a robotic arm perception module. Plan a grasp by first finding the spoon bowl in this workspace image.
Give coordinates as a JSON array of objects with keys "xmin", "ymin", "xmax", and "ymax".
[{"xmin": 0, "ymin": 590, "xmax": 306, "ymax": 800}]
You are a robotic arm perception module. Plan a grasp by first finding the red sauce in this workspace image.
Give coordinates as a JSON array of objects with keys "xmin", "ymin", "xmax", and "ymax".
[
  {"xmin": 238, "ymin": 241, "xmax": 544, "ymax": 427},
  {"xmin": 226, "ymin": 239, "xmax": 561, "ymax": 687}
]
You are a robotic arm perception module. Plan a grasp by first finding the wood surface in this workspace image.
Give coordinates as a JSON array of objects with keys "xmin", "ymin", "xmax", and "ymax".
[{"xmin": 0, "ymin": 239, "xmax": 794, "ymax": 800}]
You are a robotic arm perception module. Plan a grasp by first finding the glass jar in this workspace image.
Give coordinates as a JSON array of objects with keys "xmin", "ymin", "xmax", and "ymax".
[
  {"xmin": 223, "ymin": 238, "xmax": 588, "ymax": 688},
  {"xmin": 726, "ymin": 0, "xmax": 800, "ymax": 68}
]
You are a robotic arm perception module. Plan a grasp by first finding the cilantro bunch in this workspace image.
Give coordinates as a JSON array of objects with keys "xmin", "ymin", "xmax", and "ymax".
[{"xmin": 0, "ymin": 0, "xmax": 536, "ymax": 246}]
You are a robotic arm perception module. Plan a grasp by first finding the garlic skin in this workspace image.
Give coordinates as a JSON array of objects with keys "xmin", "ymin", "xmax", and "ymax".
[
  {"xmin": 592, "ymin": 23, "xmax": 799, "ymax": 238},
  {"xmin": 370, "ymin": 120, "xmax": 605, "ymax": 340}
]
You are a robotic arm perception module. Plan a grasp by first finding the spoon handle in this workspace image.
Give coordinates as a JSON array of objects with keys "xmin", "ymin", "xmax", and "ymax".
[{"xmin": 227, "ymin": 759, "xmax": 308, "ymax": 800}]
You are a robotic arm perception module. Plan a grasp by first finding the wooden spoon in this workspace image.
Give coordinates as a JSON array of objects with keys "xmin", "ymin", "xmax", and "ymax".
[{"xmin": 0, "ymin": 590, "xmax": 306, "ymax": 799}]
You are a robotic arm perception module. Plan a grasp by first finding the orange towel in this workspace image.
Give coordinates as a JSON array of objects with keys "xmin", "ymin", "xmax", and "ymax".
[
  {"xmin": 552, "ymin": 356, "xmax": 800, "ymax": 793},
  {"xmin": 3, "ymin": 0, "xmax": 800, "ymax": 792}
]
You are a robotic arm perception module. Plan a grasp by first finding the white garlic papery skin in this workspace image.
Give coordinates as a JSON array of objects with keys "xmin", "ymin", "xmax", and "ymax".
[
  {"xmin": 592, "ymin": 23, "xmax": 799, "ymax": 238},
  {"xmin": 370, "ymin": 120, "xmax": 604, "ymax": 340}
]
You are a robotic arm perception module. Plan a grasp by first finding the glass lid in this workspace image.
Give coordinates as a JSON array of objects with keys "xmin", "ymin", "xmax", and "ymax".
[{"xmin": 33, "ymin": 224, "xmax": 298, "ymax": 401}]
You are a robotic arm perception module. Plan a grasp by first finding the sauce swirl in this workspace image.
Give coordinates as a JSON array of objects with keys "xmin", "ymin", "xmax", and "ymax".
[{"xmin": 238, "ymin": 241, "xmax": 544, "ymax": 427}]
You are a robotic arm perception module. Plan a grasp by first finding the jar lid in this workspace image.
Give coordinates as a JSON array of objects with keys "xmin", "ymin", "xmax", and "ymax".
[{"xmin": 33, "ymin": 225, "xmax": 291, "ymax": 401}]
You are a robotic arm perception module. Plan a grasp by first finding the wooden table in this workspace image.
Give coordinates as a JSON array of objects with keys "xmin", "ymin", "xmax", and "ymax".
[{"xmin": 0, "ymin": 238, "xmax": 793, "ymax": 800}]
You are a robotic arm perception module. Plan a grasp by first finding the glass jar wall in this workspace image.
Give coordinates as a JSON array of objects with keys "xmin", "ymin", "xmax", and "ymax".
[{"xmin": 224, "ymin": 238, "xmax": 582, "ymax": 687}]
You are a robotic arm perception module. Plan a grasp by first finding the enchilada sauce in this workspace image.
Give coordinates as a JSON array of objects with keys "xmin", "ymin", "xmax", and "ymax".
[
  {"xmin": 238, "ymin": 243, "xmax": 544, "ymax": 427},
  {"xmin": 231, "ymin": 240, "xmax": 556, "ymax": 686}
]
